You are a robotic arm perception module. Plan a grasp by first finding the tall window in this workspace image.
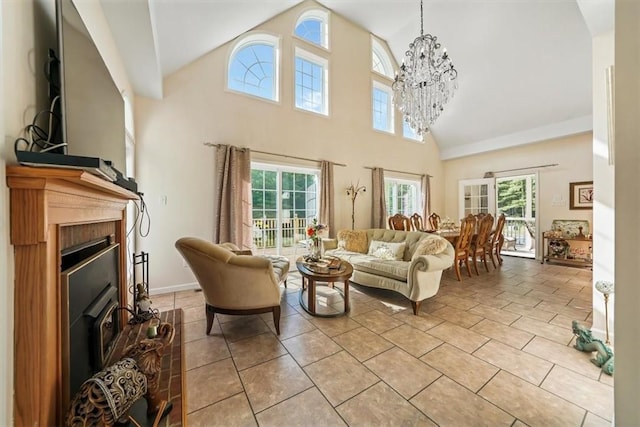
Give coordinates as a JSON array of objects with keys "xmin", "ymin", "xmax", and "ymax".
[
  {"xmin": 295, "ymin": 48, "xmax": 328, "ymax": 115},
  {"xmin": 228, "ymin": 34, "xmax": 279, "ymax": 101},
  {"xmin": 371, "ymin": 38, "xmax": 394, "ymax": 79},
  {"xmin": 403, "ymin": 121, "xmax": 423, "ymax": 142},
  {"xmin": 294, "ymin": 9, "xmax": 329, "ymax": 49},
  {"xmin": 251, "ymin": 163, "xmax": 319, "ymax": 252},
  {"xmin": 385, "ymin": 178, "xmax": 420, "ymax": 216},
  {"xmin": 373, "ymin": 82, "xmax": 393, "ymax": 133}
]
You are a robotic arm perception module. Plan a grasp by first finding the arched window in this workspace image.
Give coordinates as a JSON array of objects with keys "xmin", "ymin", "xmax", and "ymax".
[
  {"xmin": 371, "ymin": 38, "xmax": 394, "ymax": 79},
  {"xmin": 294, "ymin": 9, "xmax": 329, "ymax": 49},
  {"xmin": 228, "ymin": 34, "xmax": 279, "ymax": 101}
]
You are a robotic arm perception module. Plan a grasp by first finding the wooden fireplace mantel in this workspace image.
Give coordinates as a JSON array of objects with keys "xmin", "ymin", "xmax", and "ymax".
[{"xmin": 7, "ymin": 166, "xmax": 138, "ymax": 426}]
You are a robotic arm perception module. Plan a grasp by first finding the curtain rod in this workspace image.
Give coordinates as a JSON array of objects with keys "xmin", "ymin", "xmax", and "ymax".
[
  {"xmin": 364, "ymin": 166, "xmax": 432, "ymax": 178},
  {"xmin": 203, "ymin": 142, "xmax": 346, "ymax": 167},
  {"xmin": 484, "ymin": 163, "xmax": 559, "ymax": 177}
]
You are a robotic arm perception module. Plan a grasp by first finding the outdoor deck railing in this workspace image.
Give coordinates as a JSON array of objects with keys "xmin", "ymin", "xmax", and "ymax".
[
  {"xmin": 252, "ymin": 217, "xmax": 309, "ymax": 250},
  {"xmin": 503, "ymin": 217, "xmax": 536, "ymax": 250}
]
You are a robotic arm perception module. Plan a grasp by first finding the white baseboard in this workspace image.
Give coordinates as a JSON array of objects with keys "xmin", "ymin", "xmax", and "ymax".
[{"xmin": 150, "ymin": 282, "xmax": 199, "ymax": 295}]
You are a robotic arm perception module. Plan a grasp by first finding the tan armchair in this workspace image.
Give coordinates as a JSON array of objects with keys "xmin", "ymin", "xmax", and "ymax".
[{"xmin": 175, "ymin": 237, "xmax": 288, "ymax": 335}]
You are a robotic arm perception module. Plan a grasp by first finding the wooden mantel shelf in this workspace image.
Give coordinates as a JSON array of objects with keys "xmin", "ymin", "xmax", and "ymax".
[
  {"xmin": 7, "ymin": 165, "xmax": 138, "ymax": 426},
  {"xmin": 7, "ymin": 165, "xmax": 138, "ymax": 201}
]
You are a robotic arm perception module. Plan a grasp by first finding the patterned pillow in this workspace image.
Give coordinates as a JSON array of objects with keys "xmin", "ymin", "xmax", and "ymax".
[
  {"xmin": 336, "ymin": 230, "xmax": 369, "ymax": 253},
  {"xmin": 368, "ymin": 240, "xmax": 406, "ymax": 261},
  {"xmin": 411, "ymin": 235, "xmax": 449, "ymax": 260}
]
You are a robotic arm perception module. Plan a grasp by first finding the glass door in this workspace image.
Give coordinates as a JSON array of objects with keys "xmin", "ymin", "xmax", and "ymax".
[
  {"xmin": 496, "ymin": 174, "xmax": 537, "ymax": 259},
  {"xmin": 458, "ymin": 178, "xmax": 495, "ymax": 220},
  {"xmin": 251, "ymin": 163, "xmax": 319, "ymax": 256}
]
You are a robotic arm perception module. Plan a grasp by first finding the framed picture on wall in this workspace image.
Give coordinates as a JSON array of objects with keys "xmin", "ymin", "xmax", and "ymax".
[{"xmin": 569, "ymin": 181, "xmax": 593, "ymax": 210}]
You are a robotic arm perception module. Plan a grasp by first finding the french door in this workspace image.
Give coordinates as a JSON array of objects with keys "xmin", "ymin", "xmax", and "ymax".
[
  {"xmin": 458, "ymin": 174, "xmax": 537, "ymax": 258},
  {"xmin": 250, "ymin": 162, "xmax": 319, "ymax": 254},
  {"xmin": 458, "ymin": 178, "xmax": 496, "ymax": 219}
]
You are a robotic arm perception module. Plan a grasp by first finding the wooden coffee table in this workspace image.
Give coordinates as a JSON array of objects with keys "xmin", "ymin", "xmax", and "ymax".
[{"xmin": 296, "ymin": 257, "xmax": 353, "ymax": 317}]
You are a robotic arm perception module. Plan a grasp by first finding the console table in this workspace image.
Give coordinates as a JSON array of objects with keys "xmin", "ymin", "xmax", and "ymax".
[{"xmin": 542, "ymin": 235, "xmax": 593, "ymax": 269}]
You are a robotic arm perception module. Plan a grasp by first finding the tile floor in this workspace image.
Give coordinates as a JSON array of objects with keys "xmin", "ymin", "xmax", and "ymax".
[{"xmin": 152, "ymin": 257, "xmax": 613, "ymax": 427}]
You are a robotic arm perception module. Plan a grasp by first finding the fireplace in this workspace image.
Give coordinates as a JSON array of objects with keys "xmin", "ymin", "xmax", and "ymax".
[{"xmin": 61, "ymin": 238, "xmax": 122, "ymax": 406}]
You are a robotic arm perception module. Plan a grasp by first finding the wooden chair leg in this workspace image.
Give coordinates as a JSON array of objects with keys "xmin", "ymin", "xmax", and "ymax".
[
  {"xmin": 205, "ymin": 304, "xmax": 215, "ymax": 335},
  {"xmin": 454, "ymin": 259, "xmax": 462, "ymax": 281},
  {"xmin": 472, "ymin": 254, "xmax": 480, "ymax": 275},
  {"xmin": 464, "ymin": 255, "xmax": 472, "ymax": 277},
  {"xmin": 411, "ymin": 299, "xmax": 422, "ymax": 315},
  {"xmin": 489, "ymin": 249, "xmax": 498, "ymax": 268},
  {"xmin": 483, "ymin": 252, "xmax": 490, "ymax": 272},
  {"xmin": 272, "ymin": 305, "xmax": 281, "ymax": 335}
]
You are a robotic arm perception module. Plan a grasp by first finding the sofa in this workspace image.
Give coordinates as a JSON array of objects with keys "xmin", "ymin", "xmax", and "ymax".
[{"xmin": 323, "ymin": 229, "xmax": 454, "ymax": 315}]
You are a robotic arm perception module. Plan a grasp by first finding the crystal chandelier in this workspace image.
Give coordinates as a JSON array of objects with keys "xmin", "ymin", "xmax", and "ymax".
[{"xmin": 392, "ymin": 0, "xmax": 458, "ymax": 136}]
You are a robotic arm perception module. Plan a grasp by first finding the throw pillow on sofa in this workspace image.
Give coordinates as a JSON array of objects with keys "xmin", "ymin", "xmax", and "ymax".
[
  {"xmin": 368, "ymin": 240, "xmax": 406, "ymax": 261},
  {"xmin": 411, "ymin": 235, "xmax": 449, "ymax": 261},
  {"xmin": 337, "ymin": 230, "xmax": 369, "ymax": 253}
]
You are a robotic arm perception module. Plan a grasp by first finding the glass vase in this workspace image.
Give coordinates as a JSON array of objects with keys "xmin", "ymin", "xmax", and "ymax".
[{"xmin": 308, "ymin": 238, "xmax": 322, "ymax": 261}]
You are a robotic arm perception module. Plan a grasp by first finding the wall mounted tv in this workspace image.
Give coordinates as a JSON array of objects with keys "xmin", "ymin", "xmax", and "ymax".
[{"xmin": 55, "ymin": 0, "xmax": 126, "ymax": 174}]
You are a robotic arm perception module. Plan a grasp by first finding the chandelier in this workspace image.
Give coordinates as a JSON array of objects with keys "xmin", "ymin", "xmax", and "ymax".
[{"xmin": 392, "ymin": 0, "xmax": 458, "ymax": 136}]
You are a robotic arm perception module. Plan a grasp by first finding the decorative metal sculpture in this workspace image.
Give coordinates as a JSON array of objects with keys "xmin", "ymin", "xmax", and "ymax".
[
  {"xmin": 124, "ymin": 322, "xmax": 175, "ymax": 416},
  {"xmin": 66, "ymin": 322, "xmax": 176, "ymax": 426},
  {"xmin": 572, "ymin": 320, "xmax": 614, "ymax": 375}
]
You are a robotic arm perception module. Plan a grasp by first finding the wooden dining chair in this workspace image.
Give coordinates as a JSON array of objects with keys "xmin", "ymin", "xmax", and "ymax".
[
  {"xmin": 487, "ymin": 213, "xmax": 506, "ymax": 268},
  {"xmin": 453, "ymin": 214, "xmax": 477, "ymax": 281},
  {"xmin": 470, "ymin": 213, "xmax": 494, "ymax": 274},
  {"xmin": 410, "ymin": 213, "xmax": 425, "ymax": 231},
  {"xmin": 428, "ymin": 213, "xmax": 441, "ymax": 231},
  {"xmin": 388, "ymin": 214, "xmax": 411, "ymax": 231}
]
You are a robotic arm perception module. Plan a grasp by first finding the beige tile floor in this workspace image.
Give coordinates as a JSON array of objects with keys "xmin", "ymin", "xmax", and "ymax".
[{"xmin": 152, "ymin": 257, "xmax": 614, "ymax": 427}]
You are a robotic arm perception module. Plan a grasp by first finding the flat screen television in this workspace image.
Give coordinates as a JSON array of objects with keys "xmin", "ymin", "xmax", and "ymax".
[{"xmin": 53, "ymin": 0, "xmax": 126, "ymax": 174}]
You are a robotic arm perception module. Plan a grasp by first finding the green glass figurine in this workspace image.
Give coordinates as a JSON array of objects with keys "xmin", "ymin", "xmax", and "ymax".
[{"xmin": 572, "ymin": 320, "xmax": 614, "ymax": 375}]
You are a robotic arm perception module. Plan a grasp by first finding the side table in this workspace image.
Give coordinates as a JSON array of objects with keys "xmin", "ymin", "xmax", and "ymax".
[{"xmin": 296, "ymin": 257, "xmax": 353, "ymax": 317}]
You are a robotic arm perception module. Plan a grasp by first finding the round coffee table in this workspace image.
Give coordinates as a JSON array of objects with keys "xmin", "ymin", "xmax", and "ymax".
[{"xmin": 296, "ymin": 257, "xmax": 353, "ymax": 317}]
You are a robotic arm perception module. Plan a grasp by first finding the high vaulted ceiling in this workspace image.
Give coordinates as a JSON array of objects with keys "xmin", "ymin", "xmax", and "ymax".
[{"xmin": 99, "ymin": 0, "xmax": 608, "ymax": 159}]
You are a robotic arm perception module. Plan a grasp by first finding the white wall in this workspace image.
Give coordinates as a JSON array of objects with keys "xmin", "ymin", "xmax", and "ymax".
[
  {"xmin": 135, "ymin": 1, "xmax": 445, "ymax": 292},
  {"xmin": 1, "ymin": 1, "xmax": 132, "ymax": 422},
  {"xmin": 614, "ymin": 0, "xmax": 640, "ymax": 423},
  {"xmin": 591, "ymin": 31, "xmax": 614, "ymax": 342},
  {"xmin": 442, "ymin": 133, "xmax": 593, "ymax": 241},
  {"xmin": 1, "ymin": 0, "xmax": 57, "ymax": 421}
]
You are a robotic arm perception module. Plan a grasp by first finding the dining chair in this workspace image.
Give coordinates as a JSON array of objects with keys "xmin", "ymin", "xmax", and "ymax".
[
  {"xmin": 453, "ymin": 214, "xmax": 477, "ymax": 281},
  {"xmin": 388, "ymin": 214, "xmax": 411, "ymax": 231},
  {"xmin": 410, "ymin": 213, "xmax": 425, "ymax": 231},
  {"xmin": 487, "ymin": 213, "xmax": 506, "ymax": 267},
  {"xmin": 428, "ymin": 213, "xmax": 441, "ymax": 231},
  {"xmin": 470, "ymin": 213, "xmax": 494, "ymax": 274}
]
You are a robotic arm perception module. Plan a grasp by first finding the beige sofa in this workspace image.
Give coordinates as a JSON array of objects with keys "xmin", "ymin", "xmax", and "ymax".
[{"xmin": 323, "ymin": 229, "xmax": 454, "ymax": 315}]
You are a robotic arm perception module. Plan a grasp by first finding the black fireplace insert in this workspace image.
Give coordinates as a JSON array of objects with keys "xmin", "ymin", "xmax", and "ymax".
[{"xmin": 61, "ymin": 239, "xmax": 121, "ymax": 406}]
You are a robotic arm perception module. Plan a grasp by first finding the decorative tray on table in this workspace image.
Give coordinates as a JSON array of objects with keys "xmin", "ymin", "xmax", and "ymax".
[{"xmin": 303, "ymin": 257, "xmax": 342, "ymax": 273}]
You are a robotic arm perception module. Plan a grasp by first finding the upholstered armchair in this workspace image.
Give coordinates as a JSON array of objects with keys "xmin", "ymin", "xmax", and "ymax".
[{"xmin": 174, "ymin": 237, "xmax": 288, "ymax": 335}]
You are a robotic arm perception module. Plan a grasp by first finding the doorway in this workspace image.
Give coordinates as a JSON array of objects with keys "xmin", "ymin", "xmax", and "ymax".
[
  {"xmin": 496, "ymin": 174, "xmax": 537, "ymax": 259},
  {"xmin": 250, "ymin": 162, "xmax": 320, "ymax": 256}
]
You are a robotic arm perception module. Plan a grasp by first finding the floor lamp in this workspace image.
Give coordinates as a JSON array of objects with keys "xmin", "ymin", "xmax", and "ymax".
[{"xmin": 346, "ymin": 181, "xmax": 366, "ymax": 230}]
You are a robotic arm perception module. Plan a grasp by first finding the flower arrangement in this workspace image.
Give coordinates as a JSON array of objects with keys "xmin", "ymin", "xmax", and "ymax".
[{"xmin": 306, "ymin": 218, "xmax": 327, "ymax": 241}]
